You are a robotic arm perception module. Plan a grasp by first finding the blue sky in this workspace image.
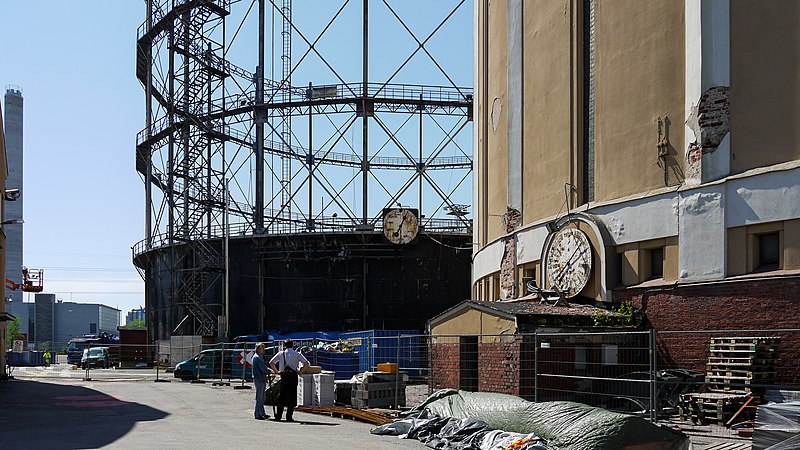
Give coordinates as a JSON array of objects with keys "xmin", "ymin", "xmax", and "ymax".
[
  {"xmin": 0, "ymin": 1, "xmax": 472, "ymax": 325},
  {"xmin": 1, "ymin": 2, "xmax": 145, "ymax": 321}
]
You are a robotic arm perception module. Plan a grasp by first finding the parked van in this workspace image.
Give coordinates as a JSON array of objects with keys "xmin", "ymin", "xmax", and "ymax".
[
  {"xmin": 81, "ymin": 347, "xmax": 111, "ymax": 369},
  {"xmin": 174, "ymin": 348, "xmax": 264, "ymax": 381}
]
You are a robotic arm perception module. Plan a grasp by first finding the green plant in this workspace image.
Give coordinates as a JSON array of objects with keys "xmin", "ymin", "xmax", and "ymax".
[
  {"xmin": 593, "ymin": 301, "xmax": 635, "ymax": 326},
  {"xmin": 122, "ymin": 319, "xmax": 146, "ymax": 329},
  {"xmin": 6, "ymin": 317, "xmax": 22, "ymax": 342}
]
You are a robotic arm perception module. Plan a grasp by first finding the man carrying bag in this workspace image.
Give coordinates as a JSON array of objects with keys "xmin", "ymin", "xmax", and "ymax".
[{"xmin": 268, "ymin": 339, "xmax": 309, "ymax": 422}]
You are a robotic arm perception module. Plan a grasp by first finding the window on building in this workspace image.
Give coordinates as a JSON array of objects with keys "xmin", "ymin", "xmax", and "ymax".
[
  {"xmin": 615, "ymin": 251, "xmax": 625, "ymax": 286},
  {"xmin": 89, "ymin": 323, "xmax": 97, "ymax": 334},
  {"xmin": 757, "ymin": 233, "xmax": 780, "ymax": 271},
  {"xmin": 521, "ymin": 263, "xmax": 537, "ymax": 295},
  {"xmin": 650, "ymin": 247, "xmax": 664, "ymax": 279}
]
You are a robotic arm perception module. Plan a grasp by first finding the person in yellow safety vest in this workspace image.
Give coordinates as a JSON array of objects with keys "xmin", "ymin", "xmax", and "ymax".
[{"xmin": 44, "ymin": 351, "xmax": 51, "ymax": 367}]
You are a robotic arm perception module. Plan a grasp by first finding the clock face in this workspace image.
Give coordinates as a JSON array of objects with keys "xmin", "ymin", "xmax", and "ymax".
[
  {"xmin": 383, "ymin": 209, "xmax": 419, "ymax": 244},
  {"xmin": 545, "ymin": 228, "xmax": 593, "ymax": 298}
]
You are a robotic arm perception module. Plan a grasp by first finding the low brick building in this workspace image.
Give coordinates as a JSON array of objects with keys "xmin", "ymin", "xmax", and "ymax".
[{"xmin": 427, "ymin": 299, "xmax": 636, "ymax": 400}]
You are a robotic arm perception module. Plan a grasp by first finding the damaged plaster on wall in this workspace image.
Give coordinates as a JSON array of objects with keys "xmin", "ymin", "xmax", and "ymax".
[
  {"xmin": 491, "ymin": 97, "xmax": 502, "ymax": 134},
  {"xmin": 499, "ymin": 208, "xmax": 522, "ymax": 300},
  {"xmin": 678, "ymin": 189, "xmax": 725, "ymax": 281},
  {"xmin": 686, "ymin": 86, "xmax": 730, "ymax": 182}
]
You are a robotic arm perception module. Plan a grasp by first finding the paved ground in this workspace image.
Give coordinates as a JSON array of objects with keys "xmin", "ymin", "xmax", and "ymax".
[
  {"xmin": 3, "ymin": 365, "xmax": 754, "ymax": 450},
  {"xmin": 0, "ymin": 370, "xmax": 423, "ymax": 450}
]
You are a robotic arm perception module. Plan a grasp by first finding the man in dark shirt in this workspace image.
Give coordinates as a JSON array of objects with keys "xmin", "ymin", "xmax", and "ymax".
[{"xmin": 252, "ymin": 343, "xmax": 270, "ymax": 420}]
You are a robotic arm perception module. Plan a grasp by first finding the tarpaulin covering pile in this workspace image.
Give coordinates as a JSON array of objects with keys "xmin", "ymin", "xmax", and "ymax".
[
  {"xmin": 372, "ymin": 389, "xmax": 690, "ymax": 450},
  {"xmin": 753, "ymin": 401, "xmax": 800, "ymax": 450},
  {"xmin": 372, "ymin": 409, "xmax": 547, "ymax": 450}
]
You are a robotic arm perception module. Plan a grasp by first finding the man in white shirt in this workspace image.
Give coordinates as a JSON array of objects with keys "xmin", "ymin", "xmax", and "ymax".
[{"xmin": 268, "ymin": 339, "xmax": 309, "ymax": 422}]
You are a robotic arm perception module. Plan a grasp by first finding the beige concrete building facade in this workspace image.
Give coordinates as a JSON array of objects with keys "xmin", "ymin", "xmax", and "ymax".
[{"xmin": 472, "ymin": 1, "xmax": 800, "ymax": 306}]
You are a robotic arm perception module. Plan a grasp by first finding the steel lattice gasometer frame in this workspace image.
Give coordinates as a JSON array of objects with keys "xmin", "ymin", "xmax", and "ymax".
[{"xmin": 133, "ymin": 0, "xmax": 473, "ymax": 337}]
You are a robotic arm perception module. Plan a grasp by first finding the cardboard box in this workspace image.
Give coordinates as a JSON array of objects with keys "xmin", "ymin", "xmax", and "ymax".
[
  {"xmin": 376, "ymin": 363, "xmax": 398, "ymax": 373},
  {"xmin": 304, "ymin": 365, "xmax": 322, "ymax": 374}
]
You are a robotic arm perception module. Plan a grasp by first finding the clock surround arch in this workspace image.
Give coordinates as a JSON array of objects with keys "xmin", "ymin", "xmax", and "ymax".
[{"xmin": 539, "ymin": 212, "xmax": 616, "ymax": 303}]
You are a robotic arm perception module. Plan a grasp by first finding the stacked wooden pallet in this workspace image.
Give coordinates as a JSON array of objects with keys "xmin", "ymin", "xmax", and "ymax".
[
  {"xmin": 705, "ymin": 337, "xmax": 780, "ymax": 394},
  {"xmin": 678, "ymin": 392, "xmax": 750, "ymax": 425}
]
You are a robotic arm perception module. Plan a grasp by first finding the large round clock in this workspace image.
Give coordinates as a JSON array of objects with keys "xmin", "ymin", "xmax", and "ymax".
[
  {"xmin": 545, "ymin": 228, "xmax": 593, "ymax": 298},
  {"xmin": 383, "ymin": 208, "xmax": 419, "ymax": 244}
]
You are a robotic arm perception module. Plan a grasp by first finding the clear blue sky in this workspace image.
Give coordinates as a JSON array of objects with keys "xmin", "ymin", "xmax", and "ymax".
[
  {"xmin": 1, "ymin": 2, "xmax": 145, "ymax": 322},
  {"xmin": 0, "ymin": 1, "xmax": 472, "ymax": 325}
]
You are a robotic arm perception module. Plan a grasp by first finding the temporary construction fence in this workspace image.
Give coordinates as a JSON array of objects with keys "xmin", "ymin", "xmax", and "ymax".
[
  {"xmin": 19, "ymin": 330, "xmax": 800, "ymax": 440},
  {"xmin": 155, "ymin": 336, "xmax": 417, "ymax": 382},
  {"xmin": 379, "ymin": 329, "xmax": 800, "ymax": 441}
]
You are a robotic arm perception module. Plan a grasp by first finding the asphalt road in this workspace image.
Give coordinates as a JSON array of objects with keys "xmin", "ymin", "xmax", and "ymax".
[
  {"xmin": 0, "ymin": 371, "xmax": 423, "ymax": 450},
  {"xmin": 3, "ymin": 366, "xmax": 750, "ymax": 450}
]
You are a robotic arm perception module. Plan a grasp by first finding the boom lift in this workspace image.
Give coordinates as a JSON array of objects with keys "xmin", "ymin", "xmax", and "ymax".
[{"xmin": 5, "ymin": 267, "xmax": 44, "ymax": 293}]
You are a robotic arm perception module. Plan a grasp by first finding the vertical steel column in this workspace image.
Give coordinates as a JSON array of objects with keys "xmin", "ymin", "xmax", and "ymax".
[
  {"xmin": 145, "ymin": 0, "xmax": 153, "ymax": 249},
  {"xmin": 167, "ymin": 17, "xmax": 176, "ymax": 339},
  {"xmin": 206, "ymin": 43, "xmax": 213, "ymax": 238},
  {"xmin": 168, "ymin": 26, "xmax": 175, "ymax": 244},
  {"xmin": 361, "ymin": 0, "xmax": 369, "ymax": 227},
  {"xmin": 308, "ymin": 98, "xmax": 314, "ymax": 230},
  {"xmin": 182, "ymin": 10, "xmax": 191, "ymax": 237},
  {"xmin": 255, "ymin": 0, "xmax": 265, "ymax": 229},
  {"xmin": 395, "ymin": 334, "xmax": 401, "ymax": 408},
  {"xmin": 534, "ymin": 331, "xmax": 539, "ymax": 403},
  {"xmin": 280, "ymin": 0, "xmax": 293, "ymax": 221},
  {"xmin": 650, "ymin": 329, "xmax": 657, "ymax": 422},
  {"xmin": 360, "ymin": 0, "xmax": 369, "ymax": 329},
  {"xmin": 427, "ymin": 334, "xmax": 433, "ymax": 396},
  {"xmin": 224, "ymin": 177, "xmax": 230, "ymax": 338},
  {"xmin": 418, "ymin": 94, "xmax": 423, "ymax": 215},
  {"xmin": 255, "ymin": 0, "xmax": 266, "ymax": 323}
]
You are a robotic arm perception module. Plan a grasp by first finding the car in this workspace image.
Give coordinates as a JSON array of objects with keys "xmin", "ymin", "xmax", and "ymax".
[
  {"xmin": 174, "ymin": 346, "xmax": 277, "ymax": 381},
  {"xmin": 81, "ymin": 347, "xmax": 111, "ymax": 369}
]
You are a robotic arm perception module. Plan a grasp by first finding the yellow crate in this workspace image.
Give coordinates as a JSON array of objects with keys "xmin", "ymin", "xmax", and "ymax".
[{"xmin": 376, "ymin": 363, "xmax": 398, "ymax": 373}]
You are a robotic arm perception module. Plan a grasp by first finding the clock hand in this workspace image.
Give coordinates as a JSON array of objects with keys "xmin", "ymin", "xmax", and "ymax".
[
  {"xmin": 552, "ymin": 247, "xmax": 589, "ymax": 290},
  {"xmin": 394, "ymin": 218, "xmax": 404, "ymax": 237}
]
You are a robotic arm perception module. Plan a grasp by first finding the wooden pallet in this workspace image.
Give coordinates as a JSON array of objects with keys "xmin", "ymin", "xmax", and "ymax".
[
  {"xmin": 295, "ymin": 405, "xmax": 395, "ymax": 425},
  {"xmin": 700, "ymin": 443, "xmax": 751, "ymax": 450},
  {"xmin": 708, "ymin": 387, "xmax": 753, "ymax": 394},
  {"xmin": 709, "ymin": 347, "xmax": 778, "ymax": 356},
  {"xmin": 678, "ymin": 393, "xmax": 749, "ymax": 425},
  {"xmin": 706, "ymin": 374, "xmax": 773, "ymax": 384},
  {"xmin": 709, "ymin": 337, "xmax": 780, "ymax": 345},
  {"xmin": 707, "ymin": 356, "xmax": 778, "ymax": 365},
  {"xmin": 706, "ymin": 368, "xmax": 776, "ymax": 378}
]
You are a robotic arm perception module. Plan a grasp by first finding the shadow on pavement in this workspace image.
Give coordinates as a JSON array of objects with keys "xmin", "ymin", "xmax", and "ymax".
[{"xmin": 0, "ymin": 379, "xmax": 168, "ymax": 449}]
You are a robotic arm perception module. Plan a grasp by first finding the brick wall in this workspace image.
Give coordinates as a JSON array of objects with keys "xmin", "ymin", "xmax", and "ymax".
[
  {"xmin": 478, "ymin": 342, "xmax": 520, "ymax": 395},
  {"xmin": 430, "ymin": 341, "xmax": 522, "ymax": 394},
  {"xmin": 615, "ymin": 276, "xmax": 800, "ymax": 383},
  {"xmin": 499, "ymin": 208, "xmax": 522, "ymax": 299},
  {"xmin": 430, "ymin": 343, "xmax": 460, "ymax": 391}
]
